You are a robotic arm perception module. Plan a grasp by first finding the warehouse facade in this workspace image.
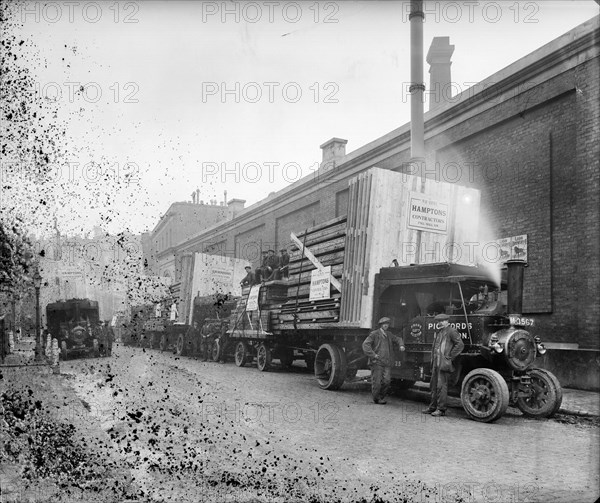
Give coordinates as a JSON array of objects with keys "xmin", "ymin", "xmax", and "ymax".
[{"xmin": 154, "ymin": 17, "xmax": 600, "ymax": 390}]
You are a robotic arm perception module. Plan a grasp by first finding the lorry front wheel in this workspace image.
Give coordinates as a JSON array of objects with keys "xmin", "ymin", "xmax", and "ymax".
[
  {"xmin": 235, "ymin": 341, "xmax": 250, "ymax": 367},
  {"xmin": 256, "ymin": 343, "xmax": 271, "ymax": 372},
  {"xmin": 517, "ymin": 368, "xmax": 563, "ymax": 418},
  {"xmin": 315, "ymin": 344, "xmax": 347, "ymax": 390},
  {"xmin": 461, "ymin": 368, "xmax": 509, "ymax": 422},
  {"xmin": 176, "ymin": 334, "xmax": 186, "ymax": 356}
]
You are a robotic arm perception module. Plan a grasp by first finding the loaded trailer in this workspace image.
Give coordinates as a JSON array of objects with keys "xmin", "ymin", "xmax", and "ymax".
[{"xmin": 207, "ymin": 167, "xmax": 562, "ymax": 422}]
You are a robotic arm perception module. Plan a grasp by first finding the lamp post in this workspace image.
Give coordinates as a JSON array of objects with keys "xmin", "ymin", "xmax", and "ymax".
[{"xmin": 33, "ymin": 267, "xmax": 42, "ymax": 362}]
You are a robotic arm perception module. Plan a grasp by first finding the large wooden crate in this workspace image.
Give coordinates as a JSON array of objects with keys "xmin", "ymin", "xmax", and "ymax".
[{"xmin": 340, "ymin": 168, "xmax": 480, "ymax": 328}]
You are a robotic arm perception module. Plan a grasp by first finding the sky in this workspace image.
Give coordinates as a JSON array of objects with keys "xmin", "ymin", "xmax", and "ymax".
[{"xmin": 4, "ymin": 0, "xmax": 599, "ymax": 237}]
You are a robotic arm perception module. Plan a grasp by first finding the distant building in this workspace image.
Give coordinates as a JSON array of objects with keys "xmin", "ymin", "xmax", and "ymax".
[{"xmin": 142, "ymin": 196, "xmax": 246, "ymax": 282}]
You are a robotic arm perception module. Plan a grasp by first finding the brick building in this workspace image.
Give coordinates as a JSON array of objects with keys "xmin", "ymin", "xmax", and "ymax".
[
  {"xmin": 142, "ymin": 196, "xmax": 246, "ymax": 281},
  {"xmin": 147, "ymin": 17, "xmax": 600, "ymax": 389}
]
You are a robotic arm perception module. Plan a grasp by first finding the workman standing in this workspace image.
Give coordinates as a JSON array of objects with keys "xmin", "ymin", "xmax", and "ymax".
[
  {"xmin": 422, "ymin": 313, "xmax": 464, "ymax": 417},
  {"xmin": 362, "ymin": 317, "xmax": 405, "ymax": 404}
]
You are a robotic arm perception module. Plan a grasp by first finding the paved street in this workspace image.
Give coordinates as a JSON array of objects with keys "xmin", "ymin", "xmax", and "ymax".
[{"xmin": 49, "ymin": 344, "xmax": 599, "ymax": 503}]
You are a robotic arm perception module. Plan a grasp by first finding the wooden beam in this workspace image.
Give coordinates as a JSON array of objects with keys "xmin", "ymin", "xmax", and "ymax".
[{"xmin": 290, "ymin": 232, "xmax": 342, "ymax": 292}]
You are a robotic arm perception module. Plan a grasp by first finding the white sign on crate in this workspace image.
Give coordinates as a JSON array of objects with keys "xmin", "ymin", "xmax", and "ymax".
[
  {"xmin": 246, "ymin": 285, "xmax": 261, "ymax": 311},
  {"xmin": 406, "ymin": 192, "xmax": 449, "ymax": 234},
  {"xmin": 309, "ymin": 266, "xmax": 331, "ymax": 301}
]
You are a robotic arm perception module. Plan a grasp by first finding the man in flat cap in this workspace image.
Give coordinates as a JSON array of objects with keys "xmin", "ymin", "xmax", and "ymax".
[
  {"xmin": 362, "ymin": 317, "xmax": 405, "ymax": 404},
  {"xmin": 423, "ymin": 313, "xmax": 464, "ymax": 417},
  {"xmin": 240, "ymin": 265, "xmax": 254, "ymax": 287}
]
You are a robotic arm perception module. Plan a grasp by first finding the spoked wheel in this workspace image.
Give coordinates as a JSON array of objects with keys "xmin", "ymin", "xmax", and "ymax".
[
  {"xmin": 176, "ymin": 334, "xmax": 186, "ymax": 356},
  {"xmin": 279, "ymin": 348, "xmax": 294, "ymax": 369},
  {"xmin": 235, "ymin": 341, "xmax": 250, "ymax": 367},
  {"xmin": 461, "ymin": 368, "xmax": 509, "ymax": 422},
  {"xmin": 517, "ymin": 368, "xmax": 563, "ymax": 418},
  {"xmin": 314, "ymin": 344, "xmax": 347, "ymax": 390},
  {"xmin": 211, "ymin": 339, "xmax": 221, "ymax": 362},
  {"xmin": 159, "ymin": 333, "xmax": 167, "ymax": 352},
  {"xmin": 256, "ymin": 343, "xmax": 271, "ymax": 372}
]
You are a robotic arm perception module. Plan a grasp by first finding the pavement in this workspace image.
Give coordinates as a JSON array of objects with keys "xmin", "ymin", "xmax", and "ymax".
[
  {"xmin": 2, "ymin": 339, "xmax": 599, "ymax": 417},
  {"xmin": 411, "ymin": 381, "xmax": 600, "ymax": 418}
]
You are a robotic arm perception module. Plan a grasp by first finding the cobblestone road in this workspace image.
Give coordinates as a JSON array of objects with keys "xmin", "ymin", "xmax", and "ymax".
[{"xmin": 57, "ymin": 344, "xmax": 600, "ymax": 502}]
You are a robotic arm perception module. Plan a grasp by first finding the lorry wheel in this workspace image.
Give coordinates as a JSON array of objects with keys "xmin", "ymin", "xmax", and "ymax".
[
  {"xmin": 256, "ymin": 343, "xmax": 271, "ymax": 372},
  {"xmin": 279, "ymin": 348, "xmax": 294, "ymax": 369},
  {"xmin": 176, "ymin": 334, "xmax": 186, "ymax": 356},
  {"xmin": 461, "ymin": 368, "xmax": 509, "ymax": 422},
  {"xmin": 315, "ymin": 344, "xmax": 347, "ymax": 390},
  {"xmin": 235, "ymin": 341, "xmax": 249, "ymax": 367},
  {"xmin": 211, "ymin": 340, "xmax": 221, "ymax": 362},
  {"xmin": 159, "ymin": 333, "xmax": 167, "ymax": 352},
  {"xmin": 61, "ymin": 341, "xmax": 68, "ymax": 361},
  {"xmin": 517, "ymin": 368, "xmax": 563, "ymax": 418}
]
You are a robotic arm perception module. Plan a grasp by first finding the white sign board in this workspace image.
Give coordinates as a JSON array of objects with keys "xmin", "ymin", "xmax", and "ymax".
[
  {"xmin": 406, "ymin": 192, "xmax": 449, "ymax": 234},
  {"xmin": 496, "ymin": 234, "xmax": 528, "ymax": 264},
  {"xmin": 246, "ymin": 285, "xmax": 261, "ymax": 311},
  {"xmin": 309, "ymin": 266, "xmax": 331, "ymax": 301},
  {"xmin": 59, "ymin": 266, "xmax": 84, "ymax": 279}
]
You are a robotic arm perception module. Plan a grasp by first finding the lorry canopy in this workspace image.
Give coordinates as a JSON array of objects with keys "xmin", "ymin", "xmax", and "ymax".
[{"xmin": 378, "ymin": 263, "xmax": 506, "ymax": 286}]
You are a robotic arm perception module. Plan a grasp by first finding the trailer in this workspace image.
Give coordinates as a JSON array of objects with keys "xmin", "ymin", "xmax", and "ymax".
[{"xmin": 212, "ymin": 168, "xmax": 561, "ymax": 422}]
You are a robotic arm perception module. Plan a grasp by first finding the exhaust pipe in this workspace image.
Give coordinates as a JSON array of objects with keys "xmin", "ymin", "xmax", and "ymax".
[
  {"xmin": 409, "ymin": 0, "xmax": 425, "ymax": 160},
  {"xmin": 506, "ymin": 259, "xmax": 526, "ymax": 316}
]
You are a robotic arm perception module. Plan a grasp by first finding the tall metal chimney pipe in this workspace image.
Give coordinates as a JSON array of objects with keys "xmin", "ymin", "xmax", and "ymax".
[
  {"xmin": 409, "ymin": 0, "xmax": 425, "ymax": 160},
  {"xmin": 506, "ymin": 259, "xmax": 527, "ymax": 316}
]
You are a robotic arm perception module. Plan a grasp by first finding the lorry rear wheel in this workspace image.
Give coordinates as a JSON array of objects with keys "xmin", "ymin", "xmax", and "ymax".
[
  {"xmin": 211, "ymin": 340, "xmax": 220, "ymax": 362},
  {"xmin": 176, "ymin": 334, "xmax": 186, "ymax": 356},
  {"xmin": 256, "ymin": 343, "xmax": 271, "ymax": 372},
  {"xmin": 461, "ymin": 368, "xmax": 509, "ymax": 422},
  {"xmin": 235, "ymin": 341, "xmax": 250, "ymax": 367},
  {"xmin": 517, "ymin": 368, "xmax": 563, "ymax": 418},
  {"xmin": 315, "ymin": 344, "xmax": 347, "ymax": 390}
]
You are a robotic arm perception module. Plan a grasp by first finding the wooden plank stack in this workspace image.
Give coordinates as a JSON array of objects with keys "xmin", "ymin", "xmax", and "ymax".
[
  {"xmin": 228, "ymin": 289, "xmax": 272, "ymax": 337},
  {"xmin": 340, "ymin": 168, "xmax": 481, "ymax": 328},
  {"xmin": 270, "ymin": 216, "xmax": 346, "ymax": 330}
]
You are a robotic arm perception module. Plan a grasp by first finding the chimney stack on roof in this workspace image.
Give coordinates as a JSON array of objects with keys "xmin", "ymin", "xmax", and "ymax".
[
  {"xmin": 320, "ymin": 138, "xmax": 348, "ymax": 169},
  {"xmin": 427, "ymin": 36, "xmax": 455, "ymax": 111}
]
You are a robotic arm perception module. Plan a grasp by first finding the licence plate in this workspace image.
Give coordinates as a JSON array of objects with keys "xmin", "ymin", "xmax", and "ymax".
[{"xmin": 509, "ymin": 316, "xmax": 535, "ymax": 327}]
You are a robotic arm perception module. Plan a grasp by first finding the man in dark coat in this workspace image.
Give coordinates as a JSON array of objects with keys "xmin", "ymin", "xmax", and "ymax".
[
  {"xmin": 278, "ymin": 249, "xmax": 290, "ymax": 279},
  {"xmin": 362, "ymin": 317, "xmax": 405, "ymax": 404},
  {"xmin": 423, "ymin": 313, "xmax": 465, "ymax": 417},
  {"xmin": 264, "ymin": 249, "xmax": 279, "ymax": 281},
  {"xmin": 240, "ymin": 266, "xmax": 254, "ymax": 287}
]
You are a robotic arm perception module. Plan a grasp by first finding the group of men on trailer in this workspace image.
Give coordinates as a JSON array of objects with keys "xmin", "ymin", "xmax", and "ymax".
[{"xmin": 241, "ymin": 248, "xmax": 290, "ymax": 286}]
